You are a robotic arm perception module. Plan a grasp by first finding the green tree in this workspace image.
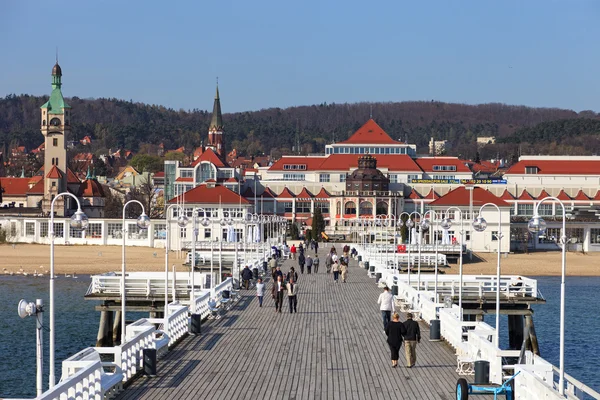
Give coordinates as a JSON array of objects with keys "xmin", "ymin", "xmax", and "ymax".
[
  {"xmin": 399, "ymin": 214, "xmax": 409, "ymax": 243},
  {"xmin": 290, "ymin": 223, "xmax": 300, "ymax": 240},
  {"xmin": 130, "ymin": 154, "xmax": 163, "ymax": 173},
  {"xmin": 164, "ymin": 151, "xmax": 186, "ymax": 162},
  {"xmin": 311, "ymin": 208, "xmax": 326, "ymax": 241}
]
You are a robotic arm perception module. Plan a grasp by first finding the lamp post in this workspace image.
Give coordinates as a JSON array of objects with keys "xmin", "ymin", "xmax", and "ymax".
[
  {"xmin": 407, "ymin": 211, "xmax": 429, "ymax": 291},
  {"xmin": 400, "ymin": 212, "xmax": 413, "ymax": 285},
  {"xmin": 121, "ymin": 200, "xmax": 150, "ymax": 345},
  {"xmin": 528, "ymin": 197, "xmax": 566, "ymax": 395},
  {"xmin": 191, "ymin": 208, "xmax": 210, "ymax": 301},
  {"xmin": 441, "ymin": 207, "xmax": 465, "ymax": 320},
  {"xmin": 472, "ymin": 202, "xmax": 503, "ymax": 348},
  {"xmin": 49, "ymin": 193, "xmax": 89, "ymax": 388},
  {"xmin": 164, "ymin": 204, "xmax": 188, "ymax": 337},
  {"xmin": 422, "ymin": 210, "xmax": 439, "ymax": 303}
]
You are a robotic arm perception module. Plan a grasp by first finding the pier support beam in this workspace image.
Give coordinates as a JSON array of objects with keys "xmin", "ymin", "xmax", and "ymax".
[
  {"xmin": 508, "ymin": 315, "xmax": 524, "ymax": 350},
  {"xmin": 96, "ymin": 310, "xmax": 114, "ymax": 347},
  {"xmin": 524, "ymin": 314, "xmax": 540, "ymax": 356},
  {"xmin": 113, "ymin": 311, "xmax": 122, "ymax": 345}
]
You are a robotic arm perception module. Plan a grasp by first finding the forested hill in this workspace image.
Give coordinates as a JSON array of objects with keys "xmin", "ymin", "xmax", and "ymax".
[{"xmin": 1, "ymin": 94, "xmax": 599, "ymax": 160}]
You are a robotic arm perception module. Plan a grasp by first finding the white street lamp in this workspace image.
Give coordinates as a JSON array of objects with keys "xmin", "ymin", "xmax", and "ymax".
[
  {"xmin": 49, "ymin": 193, "xmax": 88, "ymax": 387},
  {"xmin": 442, "ymin": 207, "xmax": 465, "ymax": 320},
  {"xmin": 164, "ymin": 205, "xmax": 188, "ymax": 337},
  {"xmin": 191, "ymin": 208, "xmax": 210, "ymax": 301},
  {"xmin": 472, "ymin": 202, "xmax": 503, "ymax": 348},
  {"xmin": 121, "ymin": 200, "xmax": 150, "ymax": 345},
  {"xmin": 529, "ymin": 197, "xmax": 567, "ymax": 395}
]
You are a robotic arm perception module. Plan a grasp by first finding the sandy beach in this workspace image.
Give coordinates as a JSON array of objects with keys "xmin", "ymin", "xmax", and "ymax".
[{"xmin": 0, "ymin": 243, "xmax": 599, "ymax": 276}]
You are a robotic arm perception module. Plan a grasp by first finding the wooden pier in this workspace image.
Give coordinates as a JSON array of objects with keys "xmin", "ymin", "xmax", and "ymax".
[{"xmin": 116, "ymin": 249, "xmax": 470, "ymax": 400}]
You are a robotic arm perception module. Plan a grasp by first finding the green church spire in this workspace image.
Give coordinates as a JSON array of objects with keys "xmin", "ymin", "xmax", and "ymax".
[
  {"xmin": 209, "ymin": 83, "xmax": 223, "ymax": 131},
  {"xmin": 41, "ymin": 61, "xmax": 70, "ymax": 115}
]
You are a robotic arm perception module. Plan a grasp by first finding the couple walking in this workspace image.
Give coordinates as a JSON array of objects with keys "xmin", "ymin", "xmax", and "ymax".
[
  {"xmin": 268, "ymin": 275, "xmax": 299, "ymax": 313},
  {"xmin": 378, "ymin": 287, "xmax": 421, "ymax": 368}
]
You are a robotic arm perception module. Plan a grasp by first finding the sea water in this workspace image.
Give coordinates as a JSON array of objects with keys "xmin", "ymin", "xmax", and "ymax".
[{"xmin": 1, "ymin": 275, "xmax": 599, "ymax": 397}]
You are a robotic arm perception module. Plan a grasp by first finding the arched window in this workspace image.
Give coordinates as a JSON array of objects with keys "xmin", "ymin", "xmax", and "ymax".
[
  {"xmin": 359, "ymin": 201, "xmax": 373, "ymax": 216},
  {"xmin": 344, "ymin": 201, "xmax": 356, "ymax": 215},
  {"xmin": 376, "ymin": 201, "xmax": 388, "ymax": 215},
  {"xmin": 336, "ymin": 201, "xmax": 341, "ymax": 215},
  {"xmin": 196, "ymin": 162, "xmax": 216, "ymax": 183}
]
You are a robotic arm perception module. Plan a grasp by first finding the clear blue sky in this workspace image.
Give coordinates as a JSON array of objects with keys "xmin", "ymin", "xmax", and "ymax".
[{"xmin": 2, "ymin": 0, "xmax": 599, "ymax": 113}]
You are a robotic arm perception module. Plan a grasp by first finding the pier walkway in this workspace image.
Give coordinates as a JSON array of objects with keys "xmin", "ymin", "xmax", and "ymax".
[{"xmin": 117, "ymin": 248, "xmax": 465, "ymax": 400}]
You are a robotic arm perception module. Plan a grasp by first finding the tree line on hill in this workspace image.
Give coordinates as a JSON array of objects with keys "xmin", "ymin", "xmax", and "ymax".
[{"xmin": 1, "ymin": 94, "xmax": 599, "ymax": 167}]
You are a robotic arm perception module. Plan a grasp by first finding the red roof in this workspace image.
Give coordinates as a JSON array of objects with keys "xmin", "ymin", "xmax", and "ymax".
[
  {"xmin": 338, "ymin": 119, "xmax": 401, "ymax": 145},
  {"xmin": 27, "ymin": 179, "xmax": 45, "ymax": 194},
  {"xmin": 154, "ymin": 172, "xmax": 165, "ymax": 178},
  {"xmin": 320, "ymin": 154, "xmax": 422, "ymax": 172},
  {"xmin": 175, "ymin": 177, "xmax": 193, "ymax": 182},
  {"xmin": 225, "ymin": 177, "xmax": 238, "ymax": 183},
  {"xmin": 314, "ymin": 187, "xmax": 331, "ymax": 199},
  {"xmin": 261, "ymin": 187, "xmax": 277, "ymax": 198},
  {"xmin": 518, "ymin": 190, "xmax": 535, "ymax": 200},
  {"xmin": 190, "ymin": 147, "xmax": 227, "ymax": 168},
  {"xmin": 469, "ymin": 160, "xmax": 500, "ymax": 174},
  {"xmin": 296, "ymin": 187, "xmax": 314, "ymax": 200},
  {"xmin": 277, "ymin": 187, "xmax": 296, "ymax": 199},
  {"xmin": 168, "ymin": 184, "xmax": 250, "ymax": 205},
  {"xmin": 46, "ymin": 165, "xmax": 63, "ymax": 179},
  {"xmin": 414, "ymin": 157, "xmax": 471, "ymax": 173},
  {"xmin": 594, "ymin": 191, "xmax": 600, "ymax": 201},
  {"xmin": 500, "ymin": 189, "xmax": 515, "ymax": 200},
  {"xmin": 78, "ymin": 179, "xmax": 105, "ymax": 197},
  {"xmin": 557, "ymin": 190, "xmax": 571, "ymax": 201},
  {"xmin": 506, "ymin": 160, "xmax": 600, "ymax": 175},
  {"xmin": 408, "ymin": 189, "xmax": 422, "ymax": 199},
  {"xmin": 0, "ymin": 178, "xmax": 30, "ymax": 196},
  {"xmin": 268, "ymin": 156, "xmax": 327, "ymax": 172},
  {"xmin": 537, "ymin": 189, "xmax": 551, "ymax": 199},
  {"xmin": 574, "ymin": 190, "xmax": 590, "ymax": 201},
  {"xmin": 66, "ymin": 168, "xmax": 80, "ymax": 184},
  {"xmin": 430, "ymin": 187, "xmax": 510, "ymax": 207}
]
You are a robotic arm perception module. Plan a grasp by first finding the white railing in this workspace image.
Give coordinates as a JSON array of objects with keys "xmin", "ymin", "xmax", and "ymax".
[
  {"xmin": 87, "ymin": 272, "xmax": 211, "ymax": 297},
  {"xmin": 166, "ymin": 302, "xmax": 189, "ymax": 346},
  {"xmin": 194, "ymin": 291, "xmax": 212, "ymax": 319}
]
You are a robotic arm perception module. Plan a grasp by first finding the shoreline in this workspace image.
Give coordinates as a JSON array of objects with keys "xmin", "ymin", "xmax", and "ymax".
[{"xmin": 1, "ymin": 243, "xmax": 599, "ymax": 276}]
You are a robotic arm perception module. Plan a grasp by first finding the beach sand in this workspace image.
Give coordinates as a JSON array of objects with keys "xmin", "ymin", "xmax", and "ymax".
[{"xmin": 0, "ymin": 243, "xmax": 599, "ymax": 276}]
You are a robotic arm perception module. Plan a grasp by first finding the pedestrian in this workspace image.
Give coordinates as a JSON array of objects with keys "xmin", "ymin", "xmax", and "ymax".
[
  {"xmin": 330, "ymin": 245, "xmax": 337, "ymax": 255},
  {"xmin": 343, "ymin": 244, "xmax": 350, "ymax": 258},
  {"xmin": 256, "ymin": 278, "xmax": 265, "ymax": 307},
  {"xmin": 298, "ymin": 253, "xmax": 306, "ymax": 274},
  {"xmin": 286, "ymin": 267, "xmax": 298, "ymax": 283},
  {"xmin": 269, "ymin": 256, "xmax": 277, "ymax": 275},
  {"xmin": 340, "ymin": 259, "xmax": 348, "ymax": 283},
  {"xmin": 403, "ymin": 313, "xmax": 421, "ymax": 368},
  {"xmin": 272, "ymin": 275, "xmax": 286, "ymax": 313},
  {"xmin": 325, "ymin": 252, "xmax": 332, "ymax": 274},
  {"xmin": 313, "ymin": 256, "xmax": 320, "ymax": 273},
  {"xmin": 314, "ymin": 240, "xmax": 319, "ymax": 256},
  {"xmin": 241, "ymin": 265, "xmax": 253, "ymax": 290},
  {"xmin": 299, "ymin": 244, "xmax": 304, "ymax": 256},
  {"xmin": 385, "ymin": 312, "xmax": 406, "ymax": 368},
  {"xmin": 273, "ymin": 266, "xmax": 283, "ymax": 281},
  {"xmin": 377, "ymin": 286, "xmax": 394, "ymax": 330},
  {"xmin": 286, "ymin": 277, "xmax": 298, "ymax": 313},
  {"xmin": 332, "ymin": 259, "xmax": 340, "ymax": 283},
  {"xmin": 290, "ymin": 244, "xmax": 297, "ymax": 260},
  {"xmin": 306, "ymin": 255, "xmax": 313, "ymax": 274}
]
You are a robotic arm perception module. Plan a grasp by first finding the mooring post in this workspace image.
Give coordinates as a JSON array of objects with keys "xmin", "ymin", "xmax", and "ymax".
[{"xmin": 524, "ymin": 313, "xmax": 540, "ymax": 356}]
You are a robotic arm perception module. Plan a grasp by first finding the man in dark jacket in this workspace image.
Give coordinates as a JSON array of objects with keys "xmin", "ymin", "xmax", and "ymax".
[
  {"xmin": 241, "ymin": 265, "xmax": 253, "ymax": 290},
  {"xmin": 403, "ymin": 313, "xmax": 421, "ymax": 368},
  {"xmin": 298, "ymin": 253, "xmax": 306, "ymax": 274}
]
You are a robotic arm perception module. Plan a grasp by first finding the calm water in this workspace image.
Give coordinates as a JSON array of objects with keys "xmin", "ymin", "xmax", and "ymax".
[{"xmin": 1, "ymin": 275, "xmax": 599, "ymax": 397}]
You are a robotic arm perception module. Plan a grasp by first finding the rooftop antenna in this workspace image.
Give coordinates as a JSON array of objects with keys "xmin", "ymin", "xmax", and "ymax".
[{"xmin": 56, "ymin": 47, "xmax": 58, "ymax": 63}]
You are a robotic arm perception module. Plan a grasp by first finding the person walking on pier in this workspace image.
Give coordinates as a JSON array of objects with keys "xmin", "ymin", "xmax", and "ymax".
[
  {"xmin": 340, "ymin": 259, "xmax": 348, "ymax": 283},
  {"xmin": 242, "ymin": 265, "xmax": 253, "ymax": 290},
  {"xmin": 332, "ymin": 259, "xmax": 340, "ymax": 283},
  {"xmin": 286, "ymin": 267, "xmax": 298, "ymax": 283},
  {"xmin": 290, "ymin": 244, "xmax": 297, "ymax": 260},
  {"xmin": 286, "ymin": 277, "xmax": 298, "ymax": 313},
  {"xmin": 298, "ymin": 253, "xmax": 306, "ymax": 274},
  {"xmin": 385, "ymin": 312, "xmax": 406, "ymax": 368},
  {"xmin": 325, "ymin": 252, "xmax": 332, "ymax": 274},
  {"xmin": 256, "ymin": 278, "xmax": 265, "ymax": 307},
  {"xmin": 269, "ymin": 256, "xmax": 277, "ymax": 275},
  {"xmin": 272, "ymin": 275, "xmax": 286, "ymax": 313},
  {"xmin": 314, "ymin": 240, "xmax": 319, "ymax": 256},
  {"xmin": 377, "ymin": 287, "xmax": 394, "ymax": 330},
  {"xmin": 306, "ymin": 255, "xmax": 313, "ymax": 274},
  {"xmin": 403, "ymin": 313, "xmax": 421, "ymax": 368},
  {"xmin": 313, "ymin": 256, "xmax": 320, "ymax": 273},
  {"xmin": 273, "ymin": 266, "xmax": 283, "ymax": 281}
]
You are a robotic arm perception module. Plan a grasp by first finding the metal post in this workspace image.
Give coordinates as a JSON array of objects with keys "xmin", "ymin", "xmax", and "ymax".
[
  {"xmin": 164, "ymin": 216, "xmax": 170, "ymax": 336},
  {"xmin": 121, "ymin": 207, "xmax": 127, "ymax": 345},
  {"xmin": 49, "ymin": 211, "xmax": 55, "ymax": 388},
  {"xmin": 495, "ymin": 210, "xmax": 501, "ymax": 348},
  {"xmin": 191, "ymin": 212, "xmax": 197, "ymax": 311},
  {"xmin": 36, "ymin": 299, "xmax": 43, "ymax": 397},
  {"xmin": 559, "ymin": 204, "xmax": 567, "ymax": 395},
  {"xmin": 172, "ymin": 264, "xmax": 176, "ymax": 302}
]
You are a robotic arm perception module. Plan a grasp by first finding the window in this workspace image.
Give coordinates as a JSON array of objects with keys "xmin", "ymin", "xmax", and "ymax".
[
  {"xmin": 295, "ymin": 202, "xmax": 311, "ymax": 213},
  {"xmin": 154, "ymin": 223, "xmax": 166, "ymax": 239},
  {"xmin": 339, "ymin": 174, "xmax": 346, "ymax": 182},
  {"xmin": 282, "ymin": 202, "xmax": 293, "ymax": 213},
  {"xmin": 53, "ymin": 222, "xmax": 64, "ymax": 238},
  {"xmin": 25, "ymin": 222, "xmax": 35, "ymax": 237},
  {"xmin": 316, "ymin": 202, "xmax": 329, "ymax": 214},
  {"xmin": 282, "ymin": 173, "xmax": 305, "ymax": 181},
  {"xmin": 180, "ymin": 170, "xmax": 193, "ymax": 178},
  {"xmin": 128, "ymin": 223, "xmax": 148, "ymax": 240},
  {"xmin": 407, "ymin": 174, "xmax": 420, "ymax": 183},
  {"xmin": 567, "ymin": 228, "xmax": 584, "ymax": 243},
  {"xmin": 538, "ymin": 204, "xmax": 553, "ymax": 216},
  {"xmin": 204, "ymin": 228, "xmax": 211, "ymax": 239},
  {"xmin": 69, "ymin": 225, "xmax": 83, "ymax": 238},
  {"xmin": 319, "ymin": 174, "xmax": 330, "ymax": 183},
  {"xmin": 344, "ymin": 201, "xmax": 356, "ymax": 215},
  {"xmin": 465, "ymin": 231, "xmax": 471, "ymax": 241},
  {"xmin": 40, "ymin": 222, "xmax": 49, "ymax": 238},
  {"xmin": 433, "ymin": 165, "xmax": 457, "ymax": 171},
  {"xmin": 107, "ymin": 223, "xmax": 123, "ymax": 239},
  {"xmin": 525, "ymin": 166, "xmax": 539, "ymax": 174},
  {"xmin": 88, "ymin": 223, "xmax": 102, "ymax": 238},
  {"xmin": 52, "ymin": 182, "xmax": 56, "ymax": 187},
  {"xmin": 389, "ymin": 174, "xmax": 398, "ymax": 184},
  {"xmin": 180, "ymin": 227, "xmax": 187, "ymax": 238},
  {"xmin": 359, "ymin": 201, "xmax": 373, "ymax": 215},
  {"xmin": 283, "ymin": 164, "xmax": 307, "ymax": 170},
  {"xmin": 539, "ymin": 228, "xmax": 560, "ymax": 244},
  {"xmin": 53, "ymin": 138, "xmax": 58, "ymax": 147},
  {"xmin": 492, "ymin": 231, "xmax": 499, "ymax": 241},
  {"xmin": 591, "ymin": 229, "xmax": 600, "ymax": 244},
  {"xmin": 517, "ymin": 204, "xmax": 534, "ymax": 216}
]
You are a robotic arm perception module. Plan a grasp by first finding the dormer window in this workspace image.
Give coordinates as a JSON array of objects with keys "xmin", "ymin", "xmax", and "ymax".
[{"xmin": 525, "ymin": 166, "xmax": 539, "ymax": 174}]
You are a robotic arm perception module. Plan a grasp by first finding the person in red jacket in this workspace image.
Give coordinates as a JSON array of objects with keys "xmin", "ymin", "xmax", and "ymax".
[{"xmin": 290, "ymin": 244, "xmax": 297, "ymax": 260}]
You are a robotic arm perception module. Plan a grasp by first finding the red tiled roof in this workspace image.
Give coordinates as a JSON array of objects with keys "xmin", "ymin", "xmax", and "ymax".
[
  {"xmin": 0, "ymin": 178, "xmax": 30, "ymax": 196},
  {"xmin": 46, "ymin": 165, "xmax": 63, "ymax": 179},
  {"xmin": 78, "ymin": 179, "xmax": 105, "ymax": 197},
  {"xmin": 506, "ymin": 160, "xmax": 600, "ymax": 175},
  {"xmin": 320, "ymin": 154, "xmax": 422, "ymax": 172},
  {"xmin": 414, "ymin": 157, "xmax": 472, "ymax": 173},
  {"xmin": 518, "ymin": 190, "xmax": 535, "ymax": 200},
  {"xmin": 408, "ymin": 189, "xmax": 422, "ymax": 199},
  {"xmin": 27, "ymin": 179, "xmax": 45, "ymax": 194},
  {"xmin": 574, "ymin": 190, "xmax": 590, "ymax": 201},
  {"xmin": 500, "ymin": 189, "xmax": 515, "ymax": 200},
  {"xmin": 338, "ymin": 119, "xmax": 401, "ymax": 145},
  {"xmin": 154, "ymin": 172, "xmax": 165, "ymax": 178},
  {"xmin": 226, "ymin": 177, "xmax": 238, "ymax": 183},
  {"xmin": 66, "ymin": 168, "xmax": 80, "ymax": 184},
  {"xmin": 314, "ymin": 187, "xmax": 331, "ymax": 199},
  {"xmin": 537, "ymin": 189, "xmax": 551, "ymax": 199},
  {"xmin": 423, "ymin": 189, "xmax": 440, "ymax": 200},
  {"xmin": 296, "ymin": 187, "xmax": 314, "ymax": 200},
  {"xmin": 190, "ymin": 147, "xmax": 227, "ymax": 168},
  {"xmin": 168, "ymin": 184, "xmax": 250, "ymax": 204},
  {"xmin": 430, "ymin": 186, "xmax": 510, "ymax": 207},
  {"xmin": 278, "ymin": 187, "xmax": 295, "ymax": 199},
  {"xmin": 175, "ymin": 177, "xmax": 193, "ymax": 182},
  {"xmin": 594, "ymin": 191, "xmax": 600, "ymax": 201},
  {"xmin": 469, "ymin": 160, "xmax": 500, "ymax": 174},
  {"xmin": 268, "ymin": 156, "xmax": 327, "ymax": 172},
  {"xmin": 261, "ymin": 187, "xmax": 277, "ymax": 198},
  {"xmin": 557, "ymin": 190, "xmax": 571, "ymax": 201}
]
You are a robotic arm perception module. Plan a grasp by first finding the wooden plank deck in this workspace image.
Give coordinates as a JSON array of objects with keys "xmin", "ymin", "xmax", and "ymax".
[{"xmin": 117, "ymin": 248, "xmax": 467, "ymax": 400}]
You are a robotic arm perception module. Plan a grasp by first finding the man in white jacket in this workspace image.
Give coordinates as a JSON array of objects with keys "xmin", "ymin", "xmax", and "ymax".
[{"xmin": 377, "ymin": 286, "xmax": 395, "ymax": 330}]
